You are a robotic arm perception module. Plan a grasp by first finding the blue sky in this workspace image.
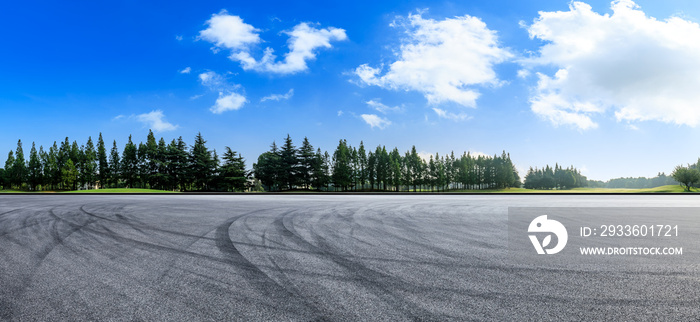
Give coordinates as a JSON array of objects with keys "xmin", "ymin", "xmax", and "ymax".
[{"xmin": 2, "ymin": 0, "xmax": 700, "ymax": 180}]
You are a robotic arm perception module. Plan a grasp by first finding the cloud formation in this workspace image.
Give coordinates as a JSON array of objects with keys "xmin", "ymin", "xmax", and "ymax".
[
  {"xmin": 261, "ymin": 89, "xmax": 294, "ymax": 102},
  {"xmin": 211, "ymin": 92, "xmax": 247, "ymax": 114},
  {"xmin": 360, "ymin": 114, "xmax": 391, "ymax": 129},
  {"xmin": 366, "ymin": 100, "xmax": 401, "ymax": 114},
  {"xmin": 355, "ymin": 12, "xmax": 511, "ymax": 108},
  {"xmin": 179, "ymin": 67, "xmax": 191, "ymax": 74},
  {"xmin": 199, "ymin": 11, "xmax": 347, "ymax": 74},
  {"xmin": 525, "ymin": 0, "xmax": 700, "ymax": 129},
  {"xmin": 198, "ymin": 71, "xmax": 247, "ymax": 113},
  {"xmin": 135, "ymin": 110, "xmax": 178, "ymax": 132},
  {"xmin": 199, "ymin": 12, "xmax": 260, "ymax": 50},
  {"xmin": 432, "ymin": 108, "xmax": 470, "ymax": 121}
]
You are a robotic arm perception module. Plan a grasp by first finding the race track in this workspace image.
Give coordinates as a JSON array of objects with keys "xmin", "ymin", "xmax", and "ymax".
[{"xmin": 0, "ymin": 195, "xmax": 698, "ymax": 321}]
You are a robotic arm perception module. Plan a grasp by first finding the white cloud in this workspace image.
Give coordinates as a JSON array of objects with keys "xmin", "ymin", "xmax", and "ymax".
[
  {"xmin": 366, "ymin": 100, "xmax": 401, "ymax": 114},
  {"xmin": 337, "ymin": 110, "xmax": 344, "ymax": 116},
  {"xmin": 175, "ymin": 35, "xmax": 183, "ymax": 41},
  {"xmin": 525, "ymin": 0, "xmax": 700, "ymax": 129},
  {"xmin": 211, "ymin": 92, "xmax": 247, "ymax": 114},
  {"xmin": 198, "ymin": 11, "xmax": 261, "ymax": 50},
  {"xmin": 360, "ymin": 114, "xmax": 391, "ymax": 129},
  {"xmin": 198, "ymin": 71, "xmax": 227, "ymax": 90},
  {"xmin": 354, "ymin": 12, "xmax": 512, "ymax": 108},
  {"xmin": 112, "ymin": 115, "xmax": 125, "ymax": 121},
  {"xmin": 432, "ymin": 108, "xmax": 470, "ymax": 121},
  {"xmin": 179, "ymin": 67, "xmax": 191, "ymax": 74},
  {"xmin": 199, "ymin": 11, "xmax": 347, "ymax": 74},
  {"xmin": 198, "ymin": 71, "xmax": 247, "ymax": 113},
  {"xmin": 260, "ymin": 89, "xmax": 294, "ymax": 102},
  {"xmin": 516, "ymin": 69, "xmax": 530, "ymax": 79},
  {"xmin": 135, "ymin": 110, "xmax": 179, "ymax": 132}
]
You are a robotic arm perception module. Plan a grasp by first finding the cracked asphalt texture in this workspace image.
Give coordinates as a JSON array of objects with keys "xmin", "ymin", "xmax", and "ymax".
[{"xmin": 0, "ymin": 195, "xmax": 699, "ymax": 321}]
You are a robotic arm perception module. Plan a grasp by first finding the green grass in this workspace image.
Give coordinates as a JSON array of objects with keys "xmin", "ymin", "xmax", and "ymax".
[
  {"xmin": 61, "ymin": 188, "xmax": 178, "ymax": 193},
  {"xmin": 0, "ymin": 189, "xmax": 38, "ymax": 193},
  {"xmin": 0, "ymin": 184, "xmax": 694, "ymax": 193},
  {"xmin": 450, "ymin": 185, "xmax": 694, "ymax": 193},
  {"xmin": 1, "ymin": 188, "xmax": 178, "ymax": 193}
]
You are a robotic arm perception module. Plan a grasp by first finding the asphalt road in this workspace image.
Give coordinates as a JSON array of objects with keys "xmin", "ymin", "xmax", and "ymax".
[{"xmin": 0, "ymin": 195, "xmax": 699, "ymax": 321}]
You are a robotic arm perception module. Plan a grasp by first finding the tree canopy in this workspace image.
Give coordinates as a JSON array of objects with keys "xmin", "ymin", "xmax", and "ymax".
[{"xmin": 0, "ymin": 132, "xmax": 248, "ymax": 192}]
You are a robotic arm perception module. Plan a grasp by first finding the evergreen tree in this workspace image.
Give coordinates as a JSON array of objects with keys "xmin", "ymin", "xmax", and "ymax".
[
  {"xmin": 298, "ymin": 137, "xmax": 315, "ymax": 189},
  {"xmin": 62, "ymin": 159, "xmax": 79, "ymax": 190},
  {"xmin": 332, "ymin": 140, "xmax": 352, "ymax": 191},
  {"xmin": 12, "ymin": 140, "xmax": 27, "ymax": 189},
  {"xmin": 190, "ymin": 132, "xmax": 215, "ymax": 191},
  {"xmin": 311, "ymin": 148, "xmax": 329, "ymax": 190},
  {"xmin": 97, "ymin": 133, "xmax": 108, "ymax": 188},
  {"xmin": 109, "ymin": 140, "xmax": 121, "ymax": 188},
  {"xmin": 121, "ymin": 136, "xmax": 138, "ymax": 188},
  {"xmin": 219, "ymin": 147, "xmax": 248, "ymax": 191},
  {"xmin": 279, "ymin": 134, "xmax": 299, "ymax": 190},
  {"xmin": 82, "ymin": 137, "xmax": 97, "ymax": 189},
  {"xmin": 4, "ymin": 151, "xmax": 15, "ymax": 189},
  {"xmin": 27, "ymin": 142, "xmax": 42, "ymax": 190},
  {"xmin": 0, "ymin": 168, "xmax": 5, "ymax": 190},
  {"xmin": 173, "ymin": 137, "xmax": 190, "ymax": 191},
  {"xmin": 39, "ymin": 146, "xmax": 49, "ymax": 189},
  {"xmin": 48, "ymin": 142, "xmax": 60, "ymax": 189},
  {"xmin": 357, "ymin": 142, "xmax": 367, "ymax": 190},
  {"xmin": 145, "ymin": 130, "xmax": 158, "ymax": 188}
]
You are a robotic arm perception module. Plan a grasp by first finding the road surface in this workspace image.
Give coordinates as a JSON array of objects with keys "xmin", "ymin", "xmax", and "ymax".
[{"xmin": 0, "ymin": 195, "xmax": 698, "ymax": 321}]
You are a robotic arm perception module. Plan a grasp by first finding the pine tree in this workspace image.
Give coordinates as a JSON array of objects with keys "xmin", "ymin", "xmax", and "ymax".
[
  {"xmin": 279, "ymin": 134, "xmax": 299, "ymax": 190},
  {"xmin": 97, "ymin": 133, "xmax": 108, "ymax": 188},
  {"xmin": 82, "ymin": 137, "xmax": 97, "ymax": 189},
  {"xmin": 332, "ymin": 140, "xmax": 351, "ymax": 191},
  {"xmin": 4, "ymin": 151, "xmax": 15, "ymax": 189},
  {"xmin": 173, "ymin": 137, "xmax": 189, "ymax": 191},
  {"xmin": 12, "ymin": 140, "xmax": 27, "ymax": 189},
  {"xmin": 39, "ymin": 146, "xmax": 49, "ymax": 189},
  {"xmin": 27, "ymin": 142, "xmax": 42, "ymax": 190},
  {"xmin": 121, "ymin": 135, "xmax": 138, "ymax": 188},
  {"xmin": 48, "ymin": 142, "xmax": 60, "ymax": 189},
  {"xmin": 357, "ymin": 142, "xmax": 367, "ymax": 190},
  {"xmin": 109, "ymin": 140, "xmax": 121, "ymax": 188},
  {"xmin": 219, "ymin": 147, "xmax": 248, "ymax": 191},
  {"xmin": 190, "ymin": 132, "xmax": 215, "ymax": 191},
  {"xmin": 62, "ymin": 159, "xmax": 79, "ymax": 190},
  {"xmin": 298, "ymin": 137, "xmax": 315, "ymax": 189}
]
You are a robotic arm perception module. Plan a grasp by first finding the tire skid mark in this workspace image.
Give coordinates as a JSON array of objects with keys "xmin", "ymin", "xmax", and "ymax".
[
  {"xmin": 6, "ymin": 204, "xmax": 99, "ymax": 319},
  {"xmin": 41, "ymin": 207, "xmax": 100, "ymax": 263},
  {"xmin": 215, "ymin": 214, "xmax": 324, "ymax": 320},
  {"xmin": 279, "ymin": 209, "xmax": 444, "ymax": 321},
  {"xmin": 155, "ymin": 207, "xmax": 284, "ymax": 281},
  {"xmin": 336, "ymin": 206, "xmax": 490, "ymax": 263},
  {"xmin": 258, "ymin": 211, "xmax": 336, "ymax": 320}
]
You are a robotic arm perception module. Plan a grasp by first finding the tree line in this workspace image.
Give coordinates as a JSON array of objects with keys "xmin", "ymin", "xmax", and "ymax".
[
  {"xmin": 253, "ymin": 135, "xmax": 521, "ymax": 191},
  {"xmin": 587, "ymin": 173, "xmax": 677, "ymax": 189},
  {"xmin": 0, "ymin": 131, "xmax": 248, "ymax": 192},
  {"xmin": 523, "ymin": 164, "xmax": 588, "ymax": 190},
  {"xmin": 1, "ymin": 132, "xmax": 525, "ymax": 192}
]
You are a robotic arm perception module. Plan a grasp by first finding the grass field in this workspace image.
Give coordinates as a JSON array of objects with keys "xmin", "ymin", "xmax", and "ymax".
[
  {"xmin": 0, "ymin": 185, "xmax": 694, "ymax": 193},
  {"xmin": 0, "ymin": 188, "xmax": 178, "ymax": 194},
  {"xmin": 449, "ymin": 185, "xmax": 693, "ymax": 193}
]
